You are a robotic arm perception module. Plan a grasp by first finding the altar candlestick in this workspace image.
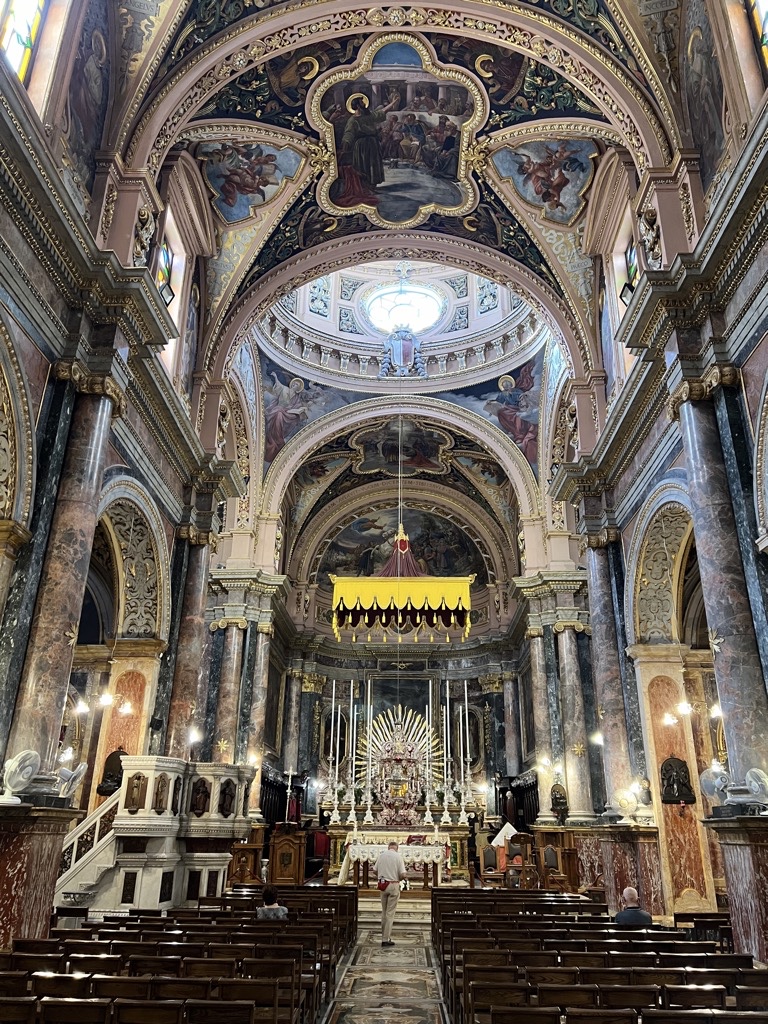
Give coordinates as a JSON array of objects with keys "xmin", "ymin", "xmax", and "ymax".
[
  {"xmin": 366, "ymin": 703, "xmax": 372, "ymax": 785},
  {"xmin": 464, "ymin": 679, "xmax": 470, "ymax": 762},
  {"xmin": 459, "ymin": 706, "xmax": 465, "ymax": 785},
  {"xmin": 425, "ymin": 703, "xmax": 430, "ymax": 789},
  {"xmin": 442, "ymin": 706, "xmax": 447, "ymax": 787},
  {"xmin": 330, "ymin": 679, "xmax": 336, "ymax": 775},
  {"xmin": 335, "ymin": 705, "xmax": 342, "ymax": 788},
  {"xmin": 445, "ymin": 680, "xmax": 451, "ymax": 764}
]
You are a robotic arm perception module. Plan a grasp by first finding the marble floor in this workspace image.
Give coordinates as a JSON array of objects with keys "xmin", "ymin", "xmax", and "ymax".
[{"xmin": 323, "ymin": 899, "xmax": 446, "ymax": 1024}]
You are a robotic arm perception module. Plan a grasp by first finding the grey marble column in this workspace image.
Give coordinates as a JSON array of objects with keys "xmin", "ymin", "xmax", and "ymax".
[
  {"xmin": 212, "ymin": 622, "xmax": 246, "ymax": 763},
  {"xmin": 557, "ymin": 626, "xmax": 596, "ymax": 821},
  {"xmin": 6, "ymin": 391, "xmax": 115, "ymax": 772},
  {"xmin": 165, "ymin": 539, "xmax": 211, "ymax": 759},
  {"xmin": 679, "ymin": 398, "xmax": 768, "ymax": 783},
  {"xmin": 282, "ymin": 669, "xmax": 302, "ymax": 774},
  {"xmin": 246, "ymin": 624, "xmax": 272, "ymax": 817},
  {"xmin": 587, "ymin": 542, "xmax": 633, "ymax": 805},
  {"xmin": 530, "ymin": 632, "xmax": 556, "ymax": 822},
  {"xmin": 503, "ymin": 672, "xmax": 522, "ymax": 776}
]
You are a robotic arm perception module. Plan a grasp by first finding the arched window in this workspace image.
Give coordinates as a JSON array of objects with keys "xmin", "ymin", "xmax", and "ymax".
[{"xmin": 0, "ymin": 0, "xmax": 46, "ymax": 81}]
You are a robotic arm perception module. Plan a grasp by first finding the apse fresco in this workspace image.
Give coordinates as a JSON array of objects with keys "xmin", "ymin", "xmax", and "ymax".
[
  {"xmin": 66, "ymin": 0, "xmax": 110, "ymax": 191},
  {"xmin": 289, "ymin": 456, "xmax": 349, "ymax": 526},
  {"xmin": 492, "ymin": 140, "xmax": 598, "ymax": 225},
  {"xmin": 260, "ymin": 356, "xmax": 367, "ymax": 469},
  {"xmin": 434, "ymin": 350, "xmax": 544, "ymax": 475},
  {"xmin": 315, "ymin": 37, "xmax": 483, "ymax": 226},
  {"xmin": 199, "ymin": 141, "xmax": 303, "ymax": 223},
  {"xmin": 317, "ymin": 508, "xmax": 487, "ymax": 590}
]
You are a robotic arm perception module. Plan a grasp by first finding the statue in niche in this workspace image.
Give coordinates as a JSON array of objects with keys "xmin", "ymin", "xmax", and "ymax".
[
  {"xmin": 153, "ymin": 772, "xmax": 169, "ymax": 814},
  {"xmin": 191, "ymin": 777, "xmax": 211, "ymax": 817},
  {"xmin": 218, "ymin": 778, "xmax": 236, "ymax": 818},
  {"xmin": 660, "ymin": 756, "xmax": 696, "ymax": 804},
  {"xmin": 550, "ymin": 782, "xmax": 569, "ymax": 826},
  {"xmin": 378, "ymin": 327, "xmax": 427, "ymax": 379},
  {"xmin": 171, "ymin": 775, "xmax": 182, "ymax": 815},
  {"xmin": 639, "ymin": 208, "xmax": 663, "ymax": 270},
  {"xmin": 125, "ymin": 772, "xmax": 147, "ymax": 814}
]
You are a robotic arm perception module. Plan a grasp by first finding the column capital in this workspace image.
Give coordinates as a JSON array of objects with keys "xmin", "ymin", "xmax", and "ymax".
[
  {"xmin": 177, "ymin": 524, "xmax": 218, "ymax": 549},
  {"xmin": 668, "ymin": 364, "xmax": 740, "ymax": 420},
  {"xmin": 478, "ymin": 673, "xmax": 503, "ymax": 693},
  {"xmin": 53, "ymin": 360, "xmax": 127, "ymax": 419},
  {"xmin": 302, "ymin": 672, "xmax": 326, "ymax": 693},
  {"xmin": 209, "ymin": 617, "xmax": 247, "ymax": 632},
  {"xmin": 585, "ymin": 527, "xmax": 621, "ymax": 549},
  {"xmin": 0, "ymin": 519, "xmax": 32, "ymax": 557},
  {"xmin": 525, "ymin": 626, "xmax": 544, "ymax": 639},
  {"xmin": 256, "ymin": 622, "xmax": 274, "ymax": 636},
  {"xmin": 552, "ymin": 619, "xmax": 592, "ymax": 635}
]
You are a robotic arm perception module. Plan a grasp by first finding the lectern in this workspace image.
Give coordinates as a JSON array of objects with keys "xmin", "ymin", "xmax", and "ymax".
[{"xmin": 268, "ymin": 825, "xmax": 306, "ymax": 886}]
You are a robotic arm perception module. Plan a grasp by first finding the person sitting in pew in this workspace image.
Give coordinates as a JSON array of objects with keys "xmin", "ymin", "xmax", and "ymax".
[
  {"xmin": 614, "ymin": 886, "xmax": 652, "ymax": 926},
  {"xmin": 256, "ymin": 884, "xmax": 288, "ymax": 920}
]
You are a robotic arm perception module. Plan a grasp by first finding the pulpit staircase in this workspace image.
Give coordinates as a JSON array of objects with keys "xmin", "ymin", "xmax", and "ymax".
[{"xmin": 54, "ymin": 792, "xmax": 121, "ymax": 909}]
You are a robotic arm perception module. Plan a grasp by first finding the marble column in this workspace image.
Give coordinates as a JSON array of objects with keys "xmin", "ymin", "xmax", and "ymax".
[
  {"xmin": 678, "ymin": 397, "xmax": 768, "ymax": 783},
  {"xmin": 6, "ymin": 390, "xmax": 116, "ymax": 772},
  {"xmin": 529, "ymin": 631, "xmax": 556, "ymax": 822},
  {"xmin": 282, "ymin": 668, "xmax": 302, "ymax": 775},
  {"xmin": 212, "ymin": 621, "xmax": 246, "ymax": 763},
  {"xmin": 586, "ymin": 541, "xmax": 633, "ymax": 806},
  {"xmin": 503, "ymin": 672, "xmax": 522, "ymax": 776},
  {"xmin": 246, "ymin": 623, "xmax": 273, "ymax": 818},
  {"xmin": 557, "ymin": 626, "xmax": 596, "ymax": 821},
  {"xmin": 165, "ymin": 537, "xmax": 212, "ymax": 759}
]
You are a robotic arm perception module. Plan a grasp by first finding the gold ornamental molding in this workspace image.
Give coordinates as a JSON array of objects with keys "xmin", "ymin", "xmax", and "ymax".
[
  {"xmin": 302, "ymin": 672, "xmax": 327, "ymax": 693},
  {"xmin": 525, "ymin": 626, "xmax": 544, "ymax": 639},
  {"xmin": 0, "ymin": 518, "xmax": 32, "ymax": 557},
  {"xmin": 552, "ymin": 619, "xmax": 591, "ymax": 634},
  {"xmin": 53, "ymin": 360, "xmax": 127, "ymax": 419},
  {"xmin": 177, "ymin": 524, "xmax": 219, "ymax": 549},
  {"xmin": 256, "ymin": 622, "xmax": 275, "ymax": 636},
  {"xmin": 667, "ymin": 365, "xmax": 741, "ymax": 420},
  {"xmin": 479, "ymin": 673, "xmax": 504, "ymax": 693},
  {"xmin": 585, "ymin": 527, "xmax": 621, "ymax": 549}
]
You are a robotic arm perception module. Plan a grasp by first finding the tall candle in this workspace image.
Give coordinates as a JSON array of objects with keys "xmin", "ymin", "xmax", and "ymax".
[
  {"xmin": 442, "ymin": 706, "xmax": 447, "ymax": 786},
  {"xmin": 425, "ymin": 703, "xmax": 430, "ymax": 789},
  {"xmin": 459, "ymin": 706, "xmax": 465, "ymax": 785},
  {"xmin": 446, "ymin": 680, "xmax": 451, "ymax": 763},
  {"xmin": 330, "ymin": 679, "xmax": 336, "ymax": 775},
  {"xmin": 367, "ymin": 703, "xmax": 372, "ymax": 787},
  {"xmin": 335, "ymin": 705, "xmax": 342, "ymax": 787},
  {"xmin": 464, "ymin": 679, "xmax": 470, "ymax": 763}
]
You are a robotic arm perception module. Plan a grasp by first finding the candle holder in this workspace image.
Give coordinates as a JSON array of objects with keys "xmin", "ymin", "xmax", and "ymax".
[
  {"xmin": 423, "ymin": 781, "xmax": 435, "ymax": 826},
  {"xmin": 362, "ymin": 787, "xmax": 375, "ymax": 825},
  {"xmin": 440, "ymin": 783, "xmax": 452, "ymax": 825},
  {"xmin": 329, "ymin": 776, "xmax": 341, "ymax": 824}
]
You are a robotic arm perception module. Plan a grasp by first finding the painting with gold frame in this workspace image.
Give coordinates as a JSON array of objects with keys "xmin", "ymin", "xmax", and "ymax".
[{"xmin": 308, "ymin": 33, "xmax": 487, "ymax": 229}]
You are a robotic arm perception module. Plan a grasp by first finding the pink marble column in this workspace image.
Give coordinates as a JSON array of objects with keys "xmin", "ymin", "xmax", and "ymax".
[
  {"xmin": 707, "ymin": 817, "xmax": 768, "ymax": 960},
  {"xmin": 586, "ymin": 541, "xmax": 633, "ymax": 804},
  {"xmin": 503, "ymin": 672, "xmax": 522, "ymax": 775},
  {"xmin": 212, "ymin": 622, "xmax": 245, "ymax": 763},
  {"xmin": 530, "ymin": 630, "xmax": 556, "ymax": 822},
  {"xmin": 557, "ymin": 626, "xmax": 596, "ymax": 821},
  {"xmin": 679, "ymin": 398, "xmax": 768, "ymax": 783},
  {"xmin": 0, "ymin": 806, "xmax": 84, "ymax": 945},
  {"xmin": 6, "ymin": 391, "xmax": 115, "ymax": 771},
  {"xmin": 246, "ymin": 624, "xmax": 273, "ymax": 818},
  {"xmin": 282, "ymin": 668, "xmax": 302, "ymax": 777},
  {"xmin": 165, "ymin": 538, "xmax": 212, "ymax": 759}
]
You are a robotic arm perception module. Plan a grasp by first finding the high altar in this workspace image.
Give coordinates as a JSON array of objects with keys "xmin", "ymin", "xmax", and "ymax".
[{"xmin": 323, "ymin": 704, "xmax": 473, "ymax": 884}]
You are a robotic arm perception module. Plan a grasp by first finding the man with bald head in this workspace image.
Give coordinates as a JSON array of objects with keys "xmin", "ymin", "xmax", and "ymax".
[
  {"xmin": 614, "ymin": 886, "xmax": 652, "ymax": 926},
  {"xmin": 374, "ymin": 841, "xmax": 407, "ymax": 947}
]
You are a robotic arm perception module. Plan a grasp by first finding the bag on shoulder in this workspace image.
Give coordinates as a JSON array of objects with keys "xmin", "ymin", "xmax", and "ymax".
[{"xmin": 377, "ymin": 879, "xmax": 389, "ymax": 891}]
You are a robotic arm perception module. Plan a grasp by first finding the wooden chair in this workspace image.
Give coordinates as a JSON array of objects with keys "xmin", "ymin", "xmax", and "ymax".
[
  {"xmin": 182, "ymin": 958, "xmax": 237, "ymax": 979},
  {"xmin": 157, "ymin": 942, "xmax": 206, "ymax": 959},
  {"xmin": 61, "ymin": 942, "xmax": 107, "ymax": 958},
  {"xmin": 642, "ymin": 1012, "xmax": 713, "ymax": 1023},
  {"xmin": 38, "ymin": 998, "xmax": 112, "ymax": 1023},
  {"xmin": 112, "ymin": 1000, "xmax": 184, "ymax": 1024},
  {"xmin": 127, "ymin": 956, "xmax": 182, "ymax": 977},
  {"xmin": 735, "ymin": 988, "xmax": 768, "ymax": 1011},
  {"xmin": 468, "ymin": 981, "xmax": 530, "ymax": 1024},
  {"xmin": 11, "ymin": 939, "xmax": 60, "ymax": 954},
  {"xmin": 31, "ymin": 974, "xmax": 92, "ymax": 999},
  {"xmin": 150, "ymin": 978, "xmax": 212, "ymax": 1000},
  {"xmin": 633, "ymin": 969, "xmax": 687, "ymax": 987},
  {"xmin": 479, "ymin": 846, "xmax": 507, "ymax": 888},
  {"xmin": 562, "ymin": 953, "xmax": 608, "ymax": 968},
  {"xmin": 664, "ymin": 986, "xmax": 727, "ymax": 1009},
  {"xmin": 566, "ymin": 1012, "xmax": 638, "ymax": 1024},
  {"xmin": 685, "ymin": 968, "xmax": 739, "ymax": 994},
  {"xmin": 185, "ymin": 1000, "xmax": 256, "ymax": 1024},
  {"xmin": 10, "ymin": 954, "xmax": 64, "ymax": 973},
  {"xmin": 0, "ymin": 998, "xmax": 38, "ymax": 1024},
  {"xmin": 524, "ymin": 967, "xmax": 579, "ymax": 986},
  {"xmin": 209, "ymin": 944, "xmax": 256, "ymax": 964},
  {"xmin": 234, "ymin": 960, "xmax": 300, "ymax": 1024},
  {"xmin": 735, "ymin": 971, "xmax": 768, "ymax": 988},
  {"xmin": 599, "ymin": 985, "xmax": 660, "ymax": 1010},
  {"xmin": 91, "ymin": 976, "xmax": 151, "ymax": 1000},
  {"xmin": 490, "ymin": 1010, "xmax": 560, "ymax": 1024},
  {"xmin": 0, "ymin": 977, "xmax": 28, "ymax": 998},
  {"xmin": 69, "ymin": 954, "xmax": 122, "ymax": 975},
  {"xmin": 538, "ymin": 985, "xmax": 599, "ymax": 1010}
]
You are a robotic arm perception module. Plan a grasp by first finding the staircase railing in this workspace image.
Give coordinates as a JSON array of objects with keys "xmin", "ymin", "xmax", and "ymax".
[{"xmin": 56, "ymin": 791, "xmax": 120, "ymax": 892}]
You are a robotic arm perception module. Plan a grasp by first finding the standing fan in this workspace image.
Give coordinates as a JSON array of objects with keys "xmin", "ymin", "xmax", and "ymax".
[
  {"xmin": 745, "ymin": 768, "xmax": 768, "ymax": 808},
  {"xmin": 612, "ymin": 789, "xmax": 638, "ymax": 824},
  {"xmin": 58, "ymin": 762, "xmax": 88, "ymax": 800},
  {"xmin": 0, "ymin": 750, "xmax": 41, "ymax": 804},
  {"xmin": 699, "ymin": 761, "xmax": 729, "ymax": 803}
]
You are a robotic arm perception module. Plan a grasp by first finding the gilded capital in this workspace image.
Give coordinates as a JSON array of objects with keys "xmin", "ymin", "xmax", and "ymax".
[
  {"xmin": 585, "ymin": 527, "xmax": 621, "ymax": 549},
  {"xmin": 54, "ymin": 360, "xmax": 127, "ymax": 419},
  {"xmin": 177, "ymin": 524, "xmax": 219, "ymax": 549},
  {"xmin": 209, "ymin": 617, "xmax": 247, "ymax": 631},
  {"xmin": 668, "ymin": 365, "xmax": 740, "ymax": 420},
  {"xmin": 302, "ymin": 672, "xmax": 327, "ymax": 693}
]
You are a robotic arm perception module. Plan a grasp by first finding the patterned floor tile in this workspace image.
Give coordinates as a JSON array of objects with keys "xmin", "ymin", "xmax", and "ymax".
[
  {"xmin": 352, "ymin": 944, "xmax": 432, "ymax": 968},
  {"xmin": 337, "ymin": 969, "xmax": 440, "ymax": 999},
  {"xmin": 327, "ymin": 1000, "xmax": 443, "ymax": 1024}
]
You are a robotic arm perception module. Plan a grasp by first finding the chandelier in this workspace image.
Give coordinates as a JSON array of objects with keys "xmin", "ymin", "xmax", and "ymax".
[{"xmin": 329, "ymin": 415, "xmax": 475, "ymax": 644}]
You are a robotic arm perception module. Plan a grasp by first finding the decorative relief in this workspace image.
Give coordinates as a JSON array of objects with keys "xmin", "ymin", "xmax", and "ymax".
[
  {"xmin": 639, "ymin": 206, "xmax": 662, "ymax": 270},
  {"xmin": 53, "ymin": 361, "xmax": 126, "ymax": 418},
  {"xmin": 538, "ymin": 222, "xmax": 594, "ymax": 323},
  {"xmin": 635, "ymin": 503, "xmax": 690, "ymax": 643},
  {"xmin": 0, "ymin": 367, "xmax": 17, "ymax": 521},
  {"xmin": 667, "ymin": 365, "xmax": 740, "ymax": 420},
  {"xmin": 107, "ymin": 499, "xmax": 160, "ymax": 639},
  {"xmin": 133, "ymin": 206, "xmax": 155, "ymax": 267},
  {"xmin": 100, "ymin": 182, "xmax": 118, "ymax": 239}
]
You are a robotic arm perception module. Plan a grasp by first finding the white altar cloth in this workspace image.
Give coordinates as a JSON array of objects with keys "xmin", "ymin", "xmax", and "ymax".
[{"xmin": 338, "ymin": 835, "xmax": 449, "ymax": 884}]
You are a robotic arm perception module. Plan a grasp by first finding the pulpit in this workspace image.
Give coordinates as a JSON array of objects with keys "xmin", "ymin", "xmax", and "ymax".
[
  {"xmin": 228, "ymin": 824, "xmax": 267, "ymax": 886},
  {"xmin": 268, "ymin": 826, "xmax": 307, "ymax": 886}
]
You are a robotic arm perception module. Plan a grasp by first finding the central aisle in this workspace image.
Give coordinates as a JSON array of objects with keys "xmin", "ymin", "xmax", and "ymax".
[{"xmin": 324, "ymin": 893, "xmax": 447, "ymax": 1024}]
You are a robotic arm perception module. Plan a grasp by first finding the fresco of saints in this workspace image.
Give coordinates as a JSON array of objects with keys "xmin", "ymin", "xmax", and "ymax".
[
  {"xmin": 483, "ymin": 366, "xmax": 538, "ymax": 463},
  {"xmin": 334, "ymin": 93, "xmax": 400, "ymax": 206},
  {"xmin": 263, "ymin": 374, "xmax": 309, "ymax": 463}
]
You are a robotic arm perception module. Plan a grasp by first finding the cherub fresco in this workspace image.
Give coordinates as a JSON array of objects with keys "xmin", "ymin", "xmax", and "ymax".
[
  {"xmin": 492, "ymin": 140, "xmax": 598, "ymax": 225},
  {"xmin": 199, "ymin": 141, "xmax": 302, "ymax": 224}
]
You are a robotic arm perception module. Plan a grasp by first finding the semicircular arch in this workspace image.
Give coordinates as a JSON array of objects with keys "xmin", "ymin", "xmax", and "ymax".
[
  {"xmin": 0, "ymin": 313, "xmax": 36, "ymax": 528},
  {"xmin": 262, "ymin": 395, "xmax": 541, "ymax": 522},
  {"xmin": 97, "ymin": 477, "xmax": 171, "ymax": 642},
  {"xmin": 626, "ymin": 480, "xmax": 694, "ymax": 646}
]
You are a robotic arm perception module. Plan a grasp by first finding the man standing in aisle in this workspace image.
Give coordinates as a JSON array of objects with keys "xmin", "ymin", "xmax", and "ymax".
[{"xmin": 374, "ymin": 841, "xmax": 407, "ymax": 947}]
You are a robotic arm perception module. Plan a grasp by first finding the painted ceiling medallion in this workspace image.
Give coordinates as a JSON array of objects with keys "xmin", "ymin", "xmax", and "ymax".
[{"xmin": 308, "ymin": 34, "xmax": 487, "ymax": 229}]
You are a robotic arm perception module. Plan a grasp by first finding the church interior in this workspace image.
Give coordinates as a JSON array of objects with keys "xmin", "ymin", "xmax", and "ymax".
[{"xmin": 2, "ymin": 0, "xmax": 768, "ymax": 1016}]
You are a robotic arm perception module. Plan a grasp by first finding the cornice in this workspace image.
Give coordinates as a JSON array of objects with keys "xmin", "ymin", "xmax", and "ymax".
[{"xmin": 512, "ymin": 570, "xmax": 587, "ymax": 600}]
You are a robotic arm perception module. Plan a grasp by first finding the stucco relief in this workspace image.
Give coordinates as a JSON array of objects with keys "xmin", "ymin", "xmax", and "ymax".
[
  {"xmin": 0, "ymin": 367, "xmax": 17, "ymax": 521},
  {"xmin": 635, "ymin": 503, "xmax": 691, "ymax": 643},
  {"xmin": 106, "ymin": 499, "xmax": 160, "ymax": 639}
]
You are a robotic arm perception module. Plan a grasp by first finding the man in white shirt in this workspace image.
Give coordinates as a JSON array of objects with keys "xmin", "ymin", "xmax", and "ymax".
[{"xmin": 374, "ymin": 841, "xmax": 407, "ymax": 946}]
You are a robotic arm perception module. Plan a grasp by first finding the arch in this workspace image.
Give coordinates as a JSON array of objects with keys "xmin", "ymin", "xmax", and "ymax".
[
  {"xmin": 0, "ymin": 313, "xmax": 36, "ymax": 527},
  {"xmin": 215, "ymin": 230, "xmax": 588, "ymax": 381},
  {"xmin": 262, "ymin": 395, "xmax": 542, "ymax": 522},
  {"xmin": 97, "ymin": 477, "xmax": 171, "ymax": 642},
  {"xmin": 288, "ymin": 477, "xmax": 518, "ymax": 585},
  {"xmin": 753, "ymin": 369, "xmax": 768, "ymax": 547},
  {"xmin": 121, "ymin": 15, "xmax": 675, "ymax": 174},
  {"xmin": 626, "ymin": 480, "xmax": 694, "ymax": 646}
]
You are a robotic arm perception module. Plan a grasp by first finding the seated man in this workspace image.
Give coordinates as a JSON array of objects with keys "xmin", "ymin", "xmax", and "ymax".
[
  {"xmin": 614, "ymin": 885, "xmax": 652, "ymax": 926},
  {"xmin": 256, "ymin": 883, "xmax": 288, "ymax": 920}
]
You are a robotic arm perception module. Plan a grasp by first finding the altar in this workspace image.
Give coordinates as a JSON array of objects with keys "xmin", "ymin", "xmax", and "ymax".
[{"xmin": 338, "ymin": 830, "xmax": 451, "ymax": 888}]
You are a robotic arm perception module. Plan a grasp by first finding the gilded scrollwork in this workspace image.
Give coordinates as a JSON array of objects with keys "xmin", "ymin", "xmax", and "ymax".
[
  {"xmin": 106, "ymin": 499, "xmax": 161, "ymax": 640},
  {"xmin": 0, "ymin": 366, "xmax": 17, "ymax": 522},
  {"xmin": 635, "ymin": 502, "xmax": 690, "ymax": 643}
]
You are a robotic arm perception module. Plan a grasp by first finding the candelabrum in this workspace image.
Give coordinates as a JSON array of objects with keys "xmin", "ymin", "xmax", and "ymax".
[
  {"xmin": 345, "ymin": 786, "xmax": 358, "ymax": 828},
  {"xmin": 362, "ymin": 784, "xmax": 374, "ymax": 825},
  {"xmin": 423, "ymin": 778, "xmax": 435, "ymax": 827},
  {"xmin": 456, "ymin": 757, "xmax": 471, "ymax": 826},
  {"xmin": 440, "ymin": 759, "xmax": 453, "ymax": 825},
  {"xmin": 329, "ymin": 774, "xmax": 341, "ymax": 825}
]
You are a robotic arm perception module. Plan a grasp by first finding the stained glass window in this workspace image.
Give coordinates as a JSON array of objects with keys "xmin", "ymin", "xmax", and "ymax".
[
  {"xmin": 156, "ymin": 240, "xmax": 175, "ymax": 305},
  {"xmin": 625, "ymin": 239, "xmax": 638, "ymax": 286},
  {"xmin": 0, "ymin": 0, "xmax": 46, "ymax": 81},
  {"xmin": 747, "ymin": 0, "xmax": 768, "ymax": 70}
]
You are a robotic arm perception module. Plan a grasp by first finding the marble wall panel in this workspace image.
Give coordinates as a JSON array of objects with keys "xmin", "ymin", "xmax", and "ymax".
[
  {"xmin": 719, "ymin": 841, "xmax": 767, "ymax": 961},
  {"xmin": 3, "ymin": 315, "xmax": 50, "ymax": 422},
  {"xmin": 740, "ymin": 330, "xmax": 768, "ymax": 428},
  {"xmin": 637, "ymin": 837, "xmax": 665, "ymax": 915},
  {"xmin": 575, "ymin": 832, "xmax": 602, "ymax": 885},
  {"xmin": 103, "ymin": 671, "xmax": 146, "ymax": 756}
]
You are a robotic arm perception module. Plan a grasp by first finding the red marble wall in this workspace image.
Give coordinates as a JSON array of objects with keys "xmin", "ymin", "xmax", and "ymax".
[
  {"xmin": 575, "ymin": 832, "xmax": 602, "ymax": 886},
  {"xmin": 0, "ymin": 808, "xmax": 79, "ymax": 946},
  {"xmin": 715, "ymin": 823, "xmax": 768, "ymax": 961},
  {"xmin": 97, "ymin": 671, "xmax": 146, "ymax": 784},
  {"xmin": 649, "ymin": 675, "xmax": 708, "ymax": 903}
]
